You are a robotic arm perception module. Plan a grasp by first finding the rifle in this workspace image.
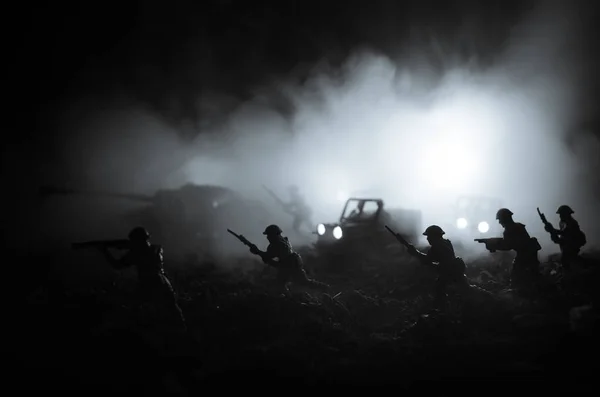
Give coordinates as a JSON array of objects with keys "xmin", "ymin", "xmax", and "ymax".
[
  {"xmin": 537, "ymin": 207, "xmax": 558, "ymax": 236},
  {"xmin": 385, "ymin": 225, "xmax": 411, "ymax": 248},
  {"xmin": 474, "ymin": 237, "xmax": 504, "ymax": 253},
  {"xmin": 227, "ymin": 229, "xmax": 259, "ymax": 252},
  {"xmin": 227, "ymin": 228, "xmax": 278, "ymax": 267},
  {"xmin": 72, "ymin": 239, "xmax": 130, "ymax": 250}
]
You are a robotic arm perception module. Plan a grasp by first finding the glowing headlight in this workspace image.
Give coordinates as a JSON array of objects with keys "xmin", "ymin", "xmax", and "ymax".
[
  {"xmin": 317, "ymin": 224, "xmax": 326, "ymax": 236},
  {"xmin": 478, "ymin": 221, "xmax": 490, "ymax": 233},
  {"xmin": 332, "ymin": 226, "xmax": 343, "ymax": 239},
  {"xmin": 456, "ymin": 217, "xmax": 468, "ymax": 229}
]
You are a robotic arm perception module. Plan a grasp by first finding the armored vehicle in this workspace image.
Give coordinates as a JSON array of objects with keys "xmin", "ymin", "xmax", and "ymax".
[{"xmin": 39, "ymin": 184, "xmax": 271, "ymax": 259}]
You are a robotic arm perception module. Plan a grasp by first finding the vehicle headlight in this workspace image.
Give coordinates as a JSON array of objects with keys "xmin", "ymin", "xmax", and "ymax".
[
  {"xmin": 332, "ymin": 226, "xmax": 343, "ymax": 239},
  {"xmin": 456, "ymin": 217, "xmax": 468, "ymax": 229},
  {"xmin": 317, "ymin": 223, "xmax": 326, "ymax": 236},
  {"xmin": 478, "ymin": 221, "xmax": 490, "ymax": 233}
]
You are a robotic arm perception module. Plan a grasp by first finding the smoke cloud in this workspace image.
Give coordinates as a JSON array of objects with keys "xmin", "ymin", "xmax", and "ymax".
[{"xmin": 25, "ymin": 1, "xmax": 599, "ymax": 266}]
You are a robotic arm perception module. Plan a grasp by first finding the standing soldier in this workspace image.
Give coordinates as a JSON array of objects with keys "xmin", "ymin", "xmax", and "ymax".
[
  {"xmin": 405, "ymin": 225, "xmax": 469, "ymax": 307},
  {"xmin": 250, "ymin": 224, "xmax": 328, "ymax": 293},
  {"xmin": 99, "ymin": 227, "xmax": 186, "ymax": 332},
  {"xmin": 544, "ymin": 205, "xmax": 587, "ymax": 270},
  {"xmin": 285, "ymin": 185, "xmax": 313, "ymax": 234},
  {"xmin": 480, "ymin": 208, "xmax": 541, "ymax": 294}
]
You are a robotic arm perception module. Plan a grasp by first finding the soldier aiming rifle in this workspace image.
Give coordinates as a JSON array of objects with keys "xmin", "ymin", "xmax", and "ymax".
[
  {"xmin": 228, "ymin": 225, "xmax": 328, "ymax": 293},
  {"xmin": 387, "ymin": 224, "xmax": 470, "ymax": 307},
  {"xmin": 74, "ymin": 227, "xmax": 186, "ymax": 331}
]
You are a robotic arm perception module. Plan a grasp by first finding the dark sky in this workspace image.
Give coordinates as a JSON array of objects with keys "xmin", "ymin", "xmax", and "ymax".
[
  {"xmin": 8, "ymin": 1, "xmax": 540, "ymax": 134},
  {"xmin": 4, "ymin": 0, "xmax": 599, "ymax": 174}
]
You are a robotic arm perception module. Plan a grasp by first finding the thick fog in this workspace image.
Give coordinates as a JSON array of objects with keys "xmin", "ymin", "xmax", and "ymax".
[{"xmin": 26, "ymin": 1, "xmax": 599, "ymax": 266}]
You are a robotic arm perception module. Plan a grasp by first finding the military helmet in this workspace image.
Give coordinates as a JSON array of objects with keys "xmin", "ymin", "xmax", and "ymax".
[
  {"xmin": 556, "ymin": 205, "xmax": 574, "ymax": 215},
  {"xmin": 496, "ymin": 208, "xmax": 513, "ymax": 220},
  {"xmin": 423, "ymin": 225, "xmax": 445, "ymax": 236},
  {"xmin": 128, "ymin": 226, "xmax": 150, "ymax": 241},
  {"xmin": 263, "ymin": 224, "xmax": 283, "ymax": 236}
]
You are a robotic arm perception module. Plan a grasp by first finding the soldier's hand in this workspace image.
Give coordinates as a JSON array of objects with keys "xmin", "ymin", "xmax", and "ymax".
[
  {"xmin": 484, "ymin": 243, "xmax": 496, "ymax": 253},
  {"xmin": 406, "ymin": 244, "xmax": 417, "ymax": 255},
  {"xmin": 249, "ymin": 245, "xmax": 260, "ymax": 255},
  {"xmin": 544, "ymin": 224, "xmax": 555, "ymax": 233}
]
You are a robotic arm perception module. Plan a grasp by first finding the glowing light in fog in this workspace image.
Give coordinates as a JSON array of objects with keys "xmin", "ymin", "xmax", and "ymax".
[
  {"xmin": 333, "ymin": 226, "xmax": 343, "ymax": 239},
  {"xmin": 456, "ymin": 218, "xmax": 468, "ymax": 229},
  {"xmin": 422, "ymin": 144, "xmax": 476, "ymax": 191},
  {"xmin": 478, "ymin": 221, "xmax": 490, "ymax": 233},
  {"xmin": 317, "ymin": 224, "xmax": 326, "ymax": 235}
]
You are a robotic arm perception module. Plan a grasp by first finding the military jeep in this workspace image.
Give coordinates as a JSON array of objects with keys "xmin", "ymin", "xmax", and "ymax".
[
  {"xmin": 314, "ymin": 198, "xmax": 422, "ymax": 255},
  {"xmin": 452, "ymin": 195, "xmax": 504, "ymax": 237}
]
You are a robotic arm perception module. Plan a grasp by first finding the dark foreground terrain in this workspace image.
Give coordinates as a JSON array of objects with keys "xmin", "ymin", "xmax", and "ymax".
[{"xmin": 5, "ymin": 248, "xmax": 600, "ymax": 392}]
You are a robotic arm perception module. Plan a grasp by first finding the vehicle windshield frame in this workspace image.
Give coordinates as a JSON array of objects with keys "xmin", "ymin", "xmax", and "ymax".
[{"xmin": 340, "ymin": 198, "xmax": 383, "ymax": 223}]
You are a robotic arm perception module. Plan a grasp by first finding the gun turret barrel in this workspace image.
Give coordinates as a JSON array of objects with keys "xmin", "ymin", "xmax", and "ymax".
[{"xmin": 39, "ymin": 185, "xmax": 154, "ymax": 203}]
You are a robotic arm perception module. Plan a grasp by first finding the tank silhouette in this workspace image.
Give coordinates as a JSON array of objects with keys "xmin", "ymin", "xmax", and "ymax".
[{"xmin": 39, "ymin": 184, "xmax": 271, "ymax": 259}]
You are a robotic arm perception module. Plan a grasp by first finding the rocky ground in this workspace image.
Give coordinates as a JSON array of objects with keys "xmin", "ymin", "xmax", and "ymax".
[{"xmin": 5, "ymin": 248, "xmax": 600, "ymax": 392}]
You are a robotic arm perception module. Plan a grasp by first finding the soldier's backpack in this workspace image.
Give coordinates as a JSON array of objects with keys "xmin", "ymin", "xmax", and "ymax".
[
  {"xmin": 576, "ymin": 230, "xmax": 587, "ymax": 248},
  {"xmin": 453, "ymin": 257, "xmax": 467, "ymax": 275}
]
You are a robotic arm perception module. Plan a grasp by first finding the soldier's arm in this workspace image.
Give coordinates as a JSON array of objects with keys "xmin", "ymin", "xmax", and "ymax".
[
  {"xmin": 558, "ymin": 222, "xmax": 580, "ymax": 244},
  {"xmin": 409, "ymin": 246, "xmax": 437, "ymax": 267},
  {"xmin": 493, "ymin": 238, "xmax": 512, "ymax": 251},
  {"xmin": 547, "ymin": 224, "xmax": 562, "ymax": 235},
  {"xmin": 100, "ymin": 247, "xmax": 131, "ymax": 269},
  {"xmin": 496, "ymin": 227, "xmax": 527, "ymax": 251},
  {"xmin": 421, "ymin": 251, "xmax": 439, "ymax": 267},
  {"xmin": 156, "ymin": 246, "xmax": 165, "ymax": 265},
  {"xmin": 255, "ymin": 245, "xmax": 278, "ymax": 266}
]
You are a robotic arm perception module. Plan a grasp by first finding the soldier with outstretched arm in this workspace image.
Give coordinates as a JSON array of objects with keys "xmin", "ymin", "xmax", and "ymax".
[
  {"xmin": 95, "ymin": 227, "xmax": 186, "ymax": 331},
  {"xmin": 475, "ymin": 208, "xmax": 541, "ymax": 294},
  {"xmin": 228, "ymin": 224, "xmax": 328, "ymax": 293},
  {"xmin": 538, "ymin": 205, "xmax": 586, "ymax": 270},
  {"xmin": 286, "ymin": 185, "xmax": 313, "ymax": 234},
  {"xmin": 388, "ymin": 224, "xmax": 469, "ymax": 307},
  {"xmin": 262, "ymin": 185, "xmax": 313, "ymax": 234}
]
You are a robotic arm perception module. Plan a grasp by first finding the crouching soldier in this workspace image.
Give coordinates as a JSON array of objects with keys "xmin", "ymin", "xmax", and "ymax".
[
  {"xmin": 252, "ymin": 224, "xmax": 329, "ymax": 294},
  {"xmin": 406, "ymin": 225, "xmax": 470, "ymax": 307},
  {"xmin": 99, "ymin": 227, "xmax": 186, "ymax": 332}
]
